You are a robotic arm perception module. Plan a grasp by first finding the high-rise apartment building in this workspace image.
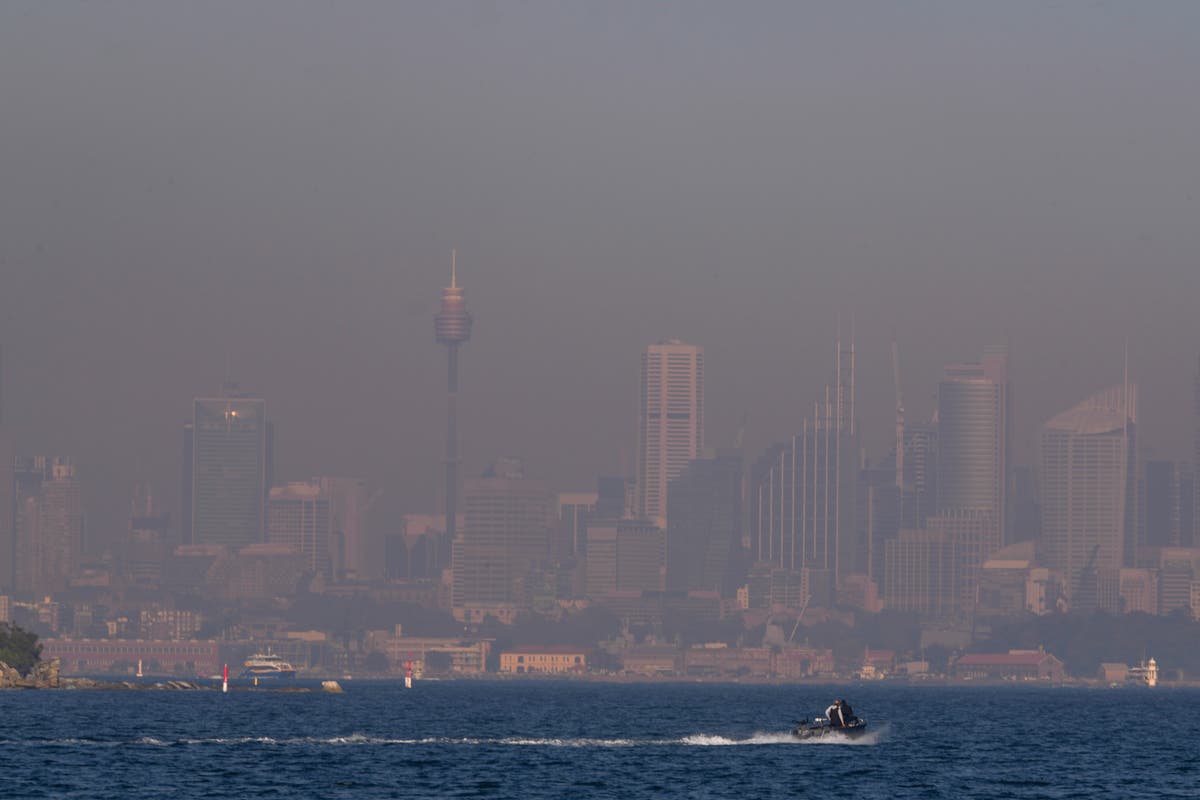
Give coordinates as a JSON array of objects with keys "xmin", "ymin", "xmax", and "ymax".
[
  {"xmin": 1039, "ymin": 385, "xmax": 1136, "ymax": 605},
  {"xmin": 666, "ymin": 451, "xmax": 742, "ymax": 594},
  {"xmin": 268, "ymin": 481, "xmax": 332, "ymax": 578},
  {"xmin": 637, "ymin": 340, "xmax": 704, "ymax": 527},
  {"xmin": 191, "ymin": 382, "xmax": 269, "ymax": 550},
  {"xmin": 936, "ymin": 348, "xmax": 1010, "ymax": 557}
]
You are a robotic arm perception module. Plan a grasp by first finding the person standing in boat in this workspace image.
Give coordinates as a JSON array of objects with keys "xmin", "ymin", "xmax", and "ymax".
[
  {"xmin": 839, "ymin": 700, "xmax": 855, "ymax": 725},
  {"xmin": 825, "ymin": 700, "xmax": 844, "ymax": 727}
]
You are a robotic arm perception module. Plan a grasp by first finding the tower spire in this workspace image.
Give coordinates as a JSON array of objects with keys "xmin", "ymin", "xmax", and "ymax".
[{"xmin": 451, "ymin": 248, "xmax": 457, "ymax": 290}]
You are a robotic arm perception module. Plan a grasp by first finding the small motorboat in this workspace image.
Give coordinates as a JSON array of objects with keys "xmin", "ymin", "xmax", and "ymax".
[{"xmin": 792, "ymin": 716, "xmax": 868, "ymax": 740}]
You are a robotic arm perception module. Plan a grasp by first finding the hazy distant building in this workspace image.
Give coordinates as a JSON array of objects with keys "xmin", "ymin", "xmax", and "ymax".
[
  {"xmin": 882, "ymin": 529, "xmax": 961, "ymax": 618},
  {"xmin": 315, "ymin": 477, "xmax": 371, "ymax": 580},
  {"xmin": 637, "ymin": 340, "xmax": 704, "ymax": 527},
  {"xmin": 556, "ymin": 491, "xmax": 598, "ymax": 561},
  {"xmin": 857, "ymin": 465, "xmax": 903, "ymax": 585},
  {"xmin": 0, "ymin": 449, "xmax": 13, "ymax": 592},
  {"xmin": 1143, "ymin": 460, "xmax": 1191, "ymax": 549},
  {"xmin": 1008, "ymin": 465, "xmax": 1041, "ymax": 544},
  {"xmin": 749, "ymin": 399, "xmax": 858, "ymax": 583},
  {"xmin": 28, "ymin": 459, "xmax": 82, "ymax": 596},
  {"xmin": 584, "ymin": 518, "xmax": 664, "ymax": 597},
  {"xmin": 1194, "ymin": 355, "xmax": 1200, "ymax": 547},
  {"xmin": 127, "ymin": 486, "xmax": 170, "ymax": 588},
  {"xmin": 1039, "ymin": 385, "xmax": 1136, "ymax": 608},
  {"xmin": 268, "ymin": 482, "xmax": 332, "ymax": 578},
  {"xmin": 666, "ymin": 451, "xmax": 741, "ymax": 594},
  {"xmin": 452, "ymin": 459, "xmax": 551, "ymax": 614},
  {"xmin": 191, "ymin": 383, "xmax": 269, "ymax": 550},
  {"xmin": 936, "ymin": 348, "xmax": 1010, "ymax": 557}
]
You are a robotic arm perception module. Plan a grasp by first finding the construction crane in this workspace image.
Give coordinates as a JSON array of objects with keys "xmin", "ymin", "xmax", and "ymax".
[{"xmin": 788, "ymin": 594, "xmax": 812, "ymax": 644}]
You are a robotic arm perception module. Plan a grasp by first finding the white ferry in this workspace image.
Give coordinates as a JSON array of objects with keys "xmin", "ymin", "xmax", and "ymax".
[{"xmin": 239, "ymin": 651, "xmax": 297, "ymax": 679}]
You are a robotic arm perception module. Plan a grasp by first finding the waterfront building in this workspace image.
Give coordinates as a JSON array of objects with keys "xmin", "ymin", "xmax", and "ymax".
[
  {"xmin": 637, "ymin": 339, "xmax": 704, "ymax": 527},
  {"xmin": 499, "ymin": 645, "xmax": 588, "ymax": 674}
]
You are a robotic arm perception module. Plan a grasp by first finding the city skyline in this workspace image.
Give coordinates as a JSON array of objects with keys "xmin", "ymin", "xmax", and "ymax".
[{"xmin": 2, "ymin": 3, "xmax": 1199, "ymax": 550}]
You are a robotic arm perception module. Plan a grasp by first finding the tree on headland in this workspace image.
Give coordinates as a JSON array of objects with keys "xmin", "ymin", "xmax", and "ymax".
[{"xmin": 0, "ymin": 623, "xmax": 42, "ymax": 676}]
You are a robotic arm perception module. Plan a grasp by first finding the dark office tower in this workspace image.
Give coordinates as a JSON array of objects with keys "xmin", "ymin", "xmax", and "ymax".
[
  {"xmin": 191, "ymin": 382, "xmax": 268, "ymax": 550},
  {"xmin": 434, "ymin": 252, "xmax": 473, "ymax": 570},
  {"xmin": 595, "ymin": 476, "xmax": 634, "ymax": 519},
  {"xmin": 1039, "ymin": 385, "xmax": 1136, "ymax": 608},
  {"xmin": 936, "ymin": 347, "xmax": 1010, "ymax": 558},
  {"xmin": 1008, "ymin": 465, "xmax": 1041, "ymax": 543},
  {"xmin": 180, "ymin": 422, "xmax": 194, "ymax": 545},
  {"xmin": 666, "ymin": 451, "xmax": 742, "ymax": 594},
  {"xmin": 1143, "ymin": 460, "xmax": 1179, "ymax": 548},
  {"xmin": 856, "ymin": 464, "xmax": 902, "ymax": 585}
]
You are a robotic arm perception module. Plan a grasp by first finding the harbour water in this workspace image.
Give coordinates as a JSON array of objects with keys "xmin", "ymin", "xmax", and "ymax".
[{"xmin": 2, "ymin": 681, "xmax": 1197, "ymax": 798}]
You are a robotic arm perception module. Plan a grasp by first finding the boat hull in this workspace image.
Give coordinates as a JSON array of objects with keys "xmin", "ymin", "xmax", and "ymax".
[{"xmin": 791, "ymin": 718, "xmax": 868, "ymax": 740}]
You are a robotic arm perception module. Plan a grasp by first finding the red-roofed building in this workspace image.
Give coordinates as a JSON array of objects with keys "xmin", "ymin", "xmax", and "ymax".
[{"xmin": 953, "ymin": 650, "xmax": 1064, "ymax": 681}]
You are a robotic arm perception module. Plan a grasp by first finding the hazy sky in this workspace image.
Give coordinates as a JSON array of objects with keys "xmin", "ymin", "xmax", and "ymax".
[{"xmin": 2, "ymin": 3, "xmax": 1199, "ymax": 544}]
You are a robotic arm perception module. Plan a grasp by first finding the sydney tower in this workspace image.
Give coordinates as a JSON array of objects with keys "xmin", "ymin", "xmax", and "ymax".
[{"xmin": 433, "ymin": 251, "xmax": 472, "ymax": 566}]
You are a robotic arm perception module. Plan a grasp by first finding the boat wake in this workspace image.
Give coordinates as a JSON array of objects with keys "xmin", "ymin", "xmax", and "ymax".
[
  {"xmin": 12, "ymin": 727, "xmax": 886, "ymax": 749},
  {"xmin": 683, "ymin": 725, "xmax": 886, "ymax": 746}
]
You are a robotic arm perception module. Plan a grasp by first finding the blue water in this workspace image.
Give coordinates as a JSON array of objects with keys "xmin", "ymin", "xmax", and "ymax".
[{"xmin": 2, "ymin": 681, "xmax": 1197, "ymax": 798}]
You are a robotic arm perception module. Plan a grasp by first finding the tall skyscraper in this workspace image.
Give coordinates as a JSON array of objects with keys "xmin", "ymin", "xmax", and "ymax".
[
  {"xmin": 434, "ymin": 251, "xmax": 473, "ymax": 569},
  {"xmin": 191, "ymin": 382, "xmax": 268, "ymax": 550},
  {"xmin": 666, "ymin": 450, "xmax": 742, "ymax": 594},
  {"xmin": 935, "ymin": 347, "xmax": 1010, "ymax": 557},
  {"xmin": 637, "ymin": 339, "xmax": 704, "ymax": 527},
  {"xmin": 1039, "ymin": 385, "xmax": 1136, "ymax": 606}
]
